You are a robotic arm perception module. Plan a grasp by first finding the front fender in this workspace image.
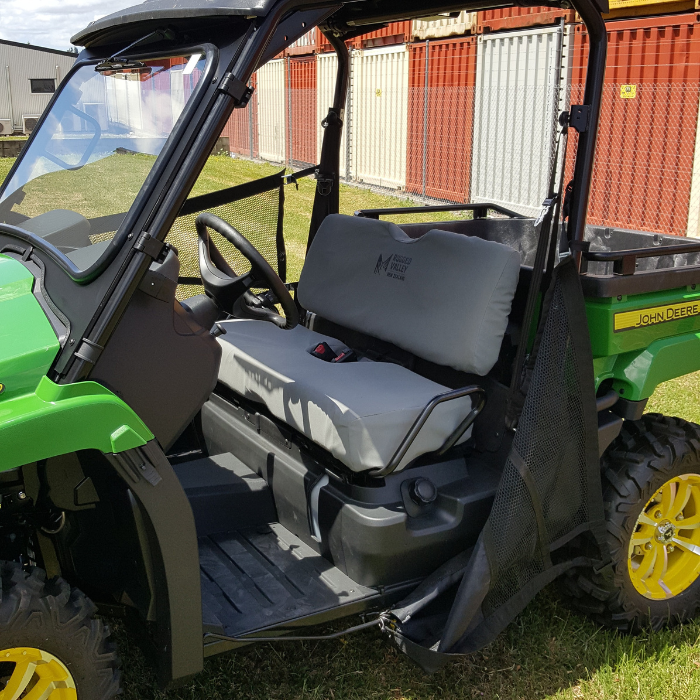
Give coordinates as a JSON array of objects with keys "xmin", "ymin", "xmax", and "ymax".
[{"xmin": 0, "ymin": 375, "xmax": 154, "ymax": 472}]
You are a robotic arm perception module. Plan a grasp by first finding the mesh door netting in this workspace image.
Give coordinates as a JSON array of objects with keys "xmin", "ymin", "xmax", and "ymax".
[
  {"xmin": 167, "ymin": 170, "xmax": 286, "ymax": 301},
  {"xmin": 386, "ymin": 258, "xmax": 607, "ymax": 671}
]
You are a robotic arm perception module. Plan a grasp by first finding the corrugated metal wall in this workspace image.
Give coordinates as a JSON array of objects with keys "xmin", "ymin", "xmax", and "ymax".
[
  {"xmin": 219, "ymin": 11, "xmax": 700, "ymax": 241},
  {"xmin": 257, "ymin": 59, "xmax": 286, "ymax": 162},
  {"xmin": 471, "ymin": 25, "xmax": 571, "ymax": 216},
  {"xmin": 288, "ymin": 56, "xmax": 317, "ymax": 165},
  {"xmin": 317, "ymin": 52, "xmax": 347, "ymax": 176},
  {"xmin": 352, "ymin": 45, "xmax": 409, "ymax": 189},
  {"xmin": 222, "ymin": 75, "xmax": 258, "ymax": 158},
  {"xmin": 569, "ymin": 14, "xmax": 700, "ymax": 237},
  {"xmin": 412, "ymin": 12, "xmax": 478, "ymax": 41},
  {"xmin": 406, "ymin": 37, "xmax": 478, "ymax": 202},
  {"xmin": 0, "ymin": 42, "xmax": 75, "ymax": 132},
  {"xmin": 318, "ymin": 22, "xmax": 412, "ymax": 52},
  {"xmin": 477, "ymin": 7, "xmax": 576, "ymax": 33}
]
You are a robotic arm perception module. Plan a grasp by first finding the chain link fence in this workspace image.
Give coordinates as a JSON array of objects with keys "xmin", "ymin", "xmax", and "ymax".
[{"xmin": 219, "ymin": 29, "xmax": 700, "ymax": 238}]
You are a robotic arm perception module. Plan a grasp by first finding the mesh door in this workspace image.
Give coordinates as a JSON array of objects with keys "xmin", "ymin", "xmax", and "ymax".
[{"xmin": 167, "ymin": 170, "xmax": 286, "ymax": 300}]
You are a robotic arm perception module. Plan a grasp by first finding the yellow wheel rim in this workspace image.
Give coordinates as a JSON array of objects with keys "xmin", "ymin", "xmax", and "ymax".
[
  {"xmin": 628, "ymin": 473, "xmax": 700, "ymax": 600},
  {"xmin": 0, "ymin": 647, "xmax": 76, "ymax": 700}
]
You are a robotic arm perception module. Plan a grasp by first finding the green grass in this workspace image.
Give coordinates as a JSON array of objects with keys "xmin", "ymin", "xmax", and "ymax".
[
  {"xmin": 0, "ymin": 154, "xmax": 464, "ymax": 285},
  {"xmin": 0, "ymin": 159, "xmax": 15, "ymax": 184},
  {"xmin": 184, "ymin": 156, "xmax": 466, "ymax": 282},
  {"xmin": 5, "ymin": 153, "xmax": 700, "ymax": 699}
]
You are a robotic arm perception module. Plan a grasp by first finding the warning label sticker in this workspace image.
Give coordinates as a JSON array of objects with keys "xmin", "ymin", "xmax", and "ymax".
[
  {"xmin": 620, "ymin": 84, "xmax": 637, "ymax": 99},
  {"xmin": 614, "ymin": 301, "xmax": 700, "ymax": 332}
]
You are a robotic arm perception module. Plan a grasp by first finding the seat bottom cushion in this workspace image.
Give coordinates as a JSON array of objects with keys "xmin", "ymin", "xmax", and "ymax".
[{"xmin": 216, "ymin": 319, "xmax": 473, "ymax": 473}]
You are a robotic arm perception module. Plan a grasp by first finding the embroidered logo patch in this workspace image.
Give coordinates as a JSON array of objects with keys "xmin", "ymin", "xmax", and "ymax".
[{"xmin": 374, "ymin": 253, "xmax": 412, "ymax": 281}]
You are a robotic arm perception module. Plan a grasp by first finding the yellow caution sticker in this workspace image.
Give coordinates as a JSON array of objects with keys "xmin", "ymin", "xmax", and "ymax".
[
  {"xmin": 620, "ymin": 84, "xmax": 637, "ymax": 99},
  {"xmin": 614, "ymin": 300, "xmax": 700, "ymax": 332}
]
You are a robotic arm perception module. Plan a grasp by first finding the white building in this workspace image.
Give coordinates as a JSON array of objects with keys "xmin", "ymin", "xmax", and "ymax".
[{"xmin": 0, "ymin": 40, "xmax": 76, "ymax": 135}]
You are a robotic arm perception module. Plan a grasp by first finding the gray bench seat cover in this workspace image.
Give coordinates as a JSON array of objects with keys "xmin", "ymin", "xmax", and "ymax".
[
  {"xmin": 297, "ymin": 214, "xmax": 521, "ymax": 376},
  {"xmin": 216, "ymin": 320, "xmax": 472, "ymax": 473},
  {"xmin": 216, "ymin": 214, "xmax": 520, "ymax": 473}
]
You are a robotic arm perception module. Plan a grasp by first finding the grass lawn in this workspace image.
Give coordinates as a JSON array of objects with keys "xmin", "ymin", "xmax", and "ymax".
[
  {"xmin": 0, "ymin": 158, "xmax": 14, "ymax": 184},
  {"xmin": 3, "ymin": 154, "xmax": 700, "ymax": 699}
]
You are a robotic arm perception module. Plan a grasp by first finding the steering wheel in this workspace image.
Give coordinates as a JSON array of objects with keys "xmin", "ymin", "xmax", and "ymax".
[{"xmin": 195, "ymin": 212, "xmax": 298, "ymax": 330}]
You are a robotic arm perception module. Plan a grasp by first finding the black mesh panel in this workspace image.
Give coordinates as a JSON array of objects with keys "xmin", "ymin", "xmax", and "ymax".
[
  {"xmin": 167, "ymin": 171, "xmax": 285, "ymax": 300},
  {"xmin": 388, "ymin": 259, "xmax": 606, "ymax": 670},
  {"xmin": 482, "ymin": 277, "xmax": 593, "ymax": 617}
]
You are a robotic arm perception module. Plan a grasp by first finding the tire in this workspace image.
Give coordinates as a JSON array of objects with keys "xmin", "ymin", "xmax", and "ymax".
[
  {"xmin": 0, "ymin": 562, "xmax": 120, "ymax": 699},
  {"xmin": 562, "ymin": 413, "xmax": 700, "ymax": 632}
]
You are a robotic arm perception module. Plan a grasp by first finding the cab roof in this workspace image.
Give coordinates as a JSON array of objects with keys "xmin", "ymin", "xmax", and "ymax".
[
  {"xmin": 71, "ymin": 0, "xmax": 276, "ymax": 46},
  {"xmin": 72, "ymin": 0, "xmax": 599, "ymax": 48}
]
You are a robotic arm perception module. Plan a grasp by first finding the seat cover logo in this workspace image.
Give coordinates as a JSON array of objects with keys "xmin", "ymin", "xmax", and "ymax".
[{"xmin": 374, "ymin": 253, "xmax": 413, "ymax": 281}]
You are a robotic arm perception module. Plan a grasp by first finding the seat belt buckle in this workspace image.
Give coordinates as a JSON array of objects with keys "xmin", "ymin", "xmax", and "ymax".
[
  {"xmin": 332, "ymin": 349, "xmax": 357, "ymax": 363},
  {"xmin": 309, "ymin": 342, "xmax": 337, "ymax": 361}
]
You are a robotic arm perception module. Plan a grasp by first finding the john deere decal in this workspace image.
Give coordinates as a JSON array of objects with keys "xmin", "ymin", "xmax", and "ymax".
[{"xmin": 614, "ymin": 301, "xmax": 700, "ymax": 332}]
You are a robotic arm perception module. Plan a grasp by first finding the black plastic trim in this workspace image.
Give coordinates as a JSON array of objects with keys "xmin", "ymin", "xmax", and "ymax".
[
  {"xmin": 581, "ymin": 267, "xmax": 700, "ymax": 297},
  {"xmin": 611, "ymin": 397, "xmax": 648, "ymax": 422},
  {"xmin": 179, "ymin": 169, "xmax": 285, "ymax": 216},
  {"xmin": 108, "ymin": 441, "xmax": 202, "ymax": 686},
  {"xmin": 354, "ymin": 203, "xmax": 525, "ymax": 220}
]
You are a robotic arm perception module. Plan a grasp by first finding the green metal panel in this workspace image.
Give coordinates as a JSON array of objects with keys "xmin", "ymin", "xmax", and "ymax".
[
  {"xmin": 593, "ymin": 332, "xmax": 700, "ymax": 401},
  {"xmin": 0, "ymin": 255, "xmax": 60, "ymax": 400},
  {"xmin": 587, "ymin": 283, "xmax": 700, "ymax": 400},
  {"xmin": 0, "ymin": 376, "xmax": 154, "ymax": 472},
  {"xmin": 0, "ymin": 254, "xmax": 154, "ymax": 471},
  {"xmin": 586, "ymin": 285, "xmax": 700, "ymax": 358}
]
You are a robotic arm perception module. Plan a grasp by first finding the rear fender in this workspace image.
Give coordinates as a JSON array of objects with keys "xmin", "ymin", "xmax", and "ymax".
[{"xmin": 595, "ymin": 332, "xmax": 700, "ymax": 401}]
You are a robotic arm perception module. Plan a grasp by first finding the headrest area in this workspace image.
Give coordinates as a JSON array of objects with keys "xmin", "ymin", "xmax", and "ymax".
[{"xmin": 297, "ymin": 214, "xmax": 522, "ymax": 377}]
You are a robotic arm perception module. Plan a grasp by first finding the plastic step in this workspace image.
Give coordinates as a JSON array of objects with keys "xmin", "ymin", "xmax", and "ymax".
[
  {"xmin": 199, "ymin": 522, "xmax": 377, "ymax": 636},
  {"xmin": 173, "ymin": 453, "xmax": 277, "ymax": 535}
]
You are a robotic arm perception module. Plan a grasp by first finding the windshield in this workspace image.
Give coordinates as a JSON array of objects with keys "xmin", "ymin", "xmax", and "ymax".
[{"xmin": 0, "ymin": 53, "xmax": 206, "ymax": 270}]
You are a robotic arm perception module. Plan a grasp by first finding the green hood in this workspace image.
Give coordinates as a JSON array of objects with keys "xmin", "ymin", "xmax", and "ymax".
[{"xmin": 0, "ymin": 254, "xmax": 60, "ymax": 401}]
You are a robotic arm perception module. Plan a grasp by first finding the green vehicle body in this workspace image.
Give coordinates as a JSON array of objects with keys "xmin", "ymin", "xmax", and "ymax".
[
  {"xmin": 587, "ymin": 284, "xmax": 700, "ymax": 401},
  {"xmin": 0, "ymin": 254, "xmax": 153, "ymax": 473}
]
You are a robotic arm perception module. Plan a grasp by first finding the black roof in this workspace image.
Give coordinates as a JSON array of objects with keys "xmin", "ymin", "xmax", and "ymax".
[
  {"xmin": 71, "ymin": 0, "xmax": 277, "ymax": 46},
  {"xmin": 0, "ymin": 39, "xmax": 76, "ymax": 57},
  {"xmin": 73, "ymin": 0, "xmax": 606, "ymax": 49}
]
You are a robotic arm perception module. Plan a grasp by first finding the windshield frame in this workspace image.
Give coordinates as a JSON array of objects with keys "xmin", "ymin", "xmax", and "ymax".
[{"xmin": 0, "ymin": 42, "xmax": 218, "ymax": 283}]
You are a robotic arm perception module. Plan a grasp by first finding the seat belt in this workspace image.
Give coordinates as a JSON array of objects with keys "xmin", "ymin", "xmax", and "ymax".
[{"xmin": 505, "ymin": 111, "xmax": 569, "ymax": 429}]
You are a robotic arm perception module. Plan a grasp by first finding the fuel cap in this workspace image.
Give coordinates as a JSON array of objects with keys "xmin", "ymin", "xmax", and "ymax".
[{"xmin": 410, "ymin": 477, "xmax": 437, "ymax": 505}]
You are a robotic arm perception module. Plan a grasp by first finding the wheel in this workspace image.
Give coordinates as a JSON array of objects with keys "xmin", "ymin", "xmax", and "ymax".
[
  {"xmin": 0, "ymin": 562, "xmax": 120, "ymax": 699},
  {"xmin": 562, "ymin": 413, "xmax": 700, "ymax": 631}
]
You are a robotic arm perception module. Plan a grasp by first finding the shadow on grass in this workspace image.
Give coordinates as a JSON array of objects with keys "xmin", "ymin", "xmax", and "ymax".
[{"xmin": 110, "ymin": 583, "xmax": 700, "ymax": 700}]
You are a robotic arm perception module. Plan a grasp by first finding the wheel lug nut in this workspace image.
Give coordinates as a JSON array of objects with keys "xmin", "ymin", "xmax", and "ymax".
[
  {"xmin": 654, "ymin": 510, "xmax": 663, "ymax": 519},
  {"xmin": 677, "ymin": 514, "xmax": 685, "ymax": 521},
  {"xmin": 668, "ymin": 545, "xmax": 675, "ymax": 552},
  {"xmin": 645, "ymin": 542, "xmax": 653, "ymax": 550}
]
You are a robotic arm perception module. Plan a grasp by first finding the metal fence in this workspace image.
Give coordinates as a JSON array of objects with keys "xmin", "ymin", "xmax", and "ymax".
[{"xmin": 220, "ymin": 17, "xmax": 700, "ymax": 237}]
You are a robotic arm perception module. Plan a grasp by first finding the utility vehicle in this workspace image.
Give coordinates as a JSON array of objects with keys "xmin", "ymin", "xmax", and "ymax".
[{"xmin": 1, "ymin": 0, "xmax": 700, "ymax": 696}]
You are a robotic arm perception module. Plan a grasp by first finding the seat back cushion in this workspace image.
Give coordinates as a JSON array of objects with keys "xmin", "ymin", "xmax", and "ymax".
[{"xmin": 297, "ymin": 214, "xmax": 521, "ymax": 376}]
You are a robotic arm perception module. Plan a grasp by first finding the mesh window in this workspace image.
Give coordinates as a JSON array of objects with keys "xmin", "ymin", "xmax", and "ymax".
[
  {"xmin": 386, "ymin": 253, "xmax": 605, "ymax": 672},
  {"xmin": 167, "ymin": 171, "xmax": 285, "ymax": 300},
  {"xmin": 481, "ymin": 265, "xmax": 597, "ymax": 618}
]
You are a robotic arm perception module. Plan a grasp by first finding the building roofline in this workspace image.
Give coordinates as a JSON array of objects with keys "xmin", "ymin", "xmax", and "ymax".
[{"xmin": 0, "ymin": 39, "xmax": 76, "ymax": 58}]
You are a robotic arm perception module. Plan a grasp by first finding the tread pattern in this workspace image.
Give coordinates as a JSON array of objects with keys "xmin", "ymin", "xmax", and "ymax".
[
  {"xmin": 562, "ymin": 414, "xmax": 700, "ymax": 632},
  {"xmin": 0, "ymin": 562, "xmax": 121, "ymax": 699}
]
